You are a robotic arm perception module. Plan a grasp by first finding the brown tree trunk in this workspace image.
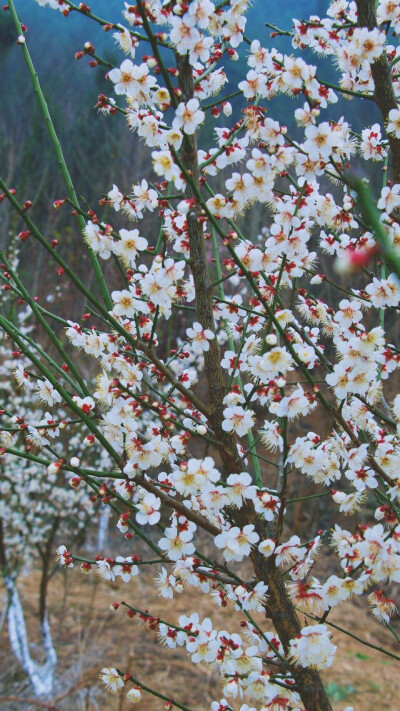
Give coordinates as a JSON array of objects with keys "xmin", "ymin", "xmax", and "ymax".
[
  {"xmin": 39, "ymin": 518, "xmax": 59, "ymax": 626},
  {"xmin": 175, "ymin": 52, "xmax": 333, "ymax": 711},
  {"xmin": 0, "ymin": 519, "xmax": 7, "ymax": 570}
]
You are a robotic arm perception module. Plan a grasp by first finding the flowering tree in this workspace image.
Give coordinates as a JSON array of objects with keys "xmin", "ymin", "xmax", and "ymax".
[
  {"xmin": 2, "ymin": 0, "xmax": 400, "ymax": 709},
  {"xmin": 0, "ymin": 264, "xmax": 100, "ymax": 697}
]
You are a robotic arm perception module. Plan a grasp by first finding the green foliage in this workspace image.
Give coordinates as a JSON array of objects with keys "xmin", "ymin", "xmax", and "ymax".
[{"xmin": 325, "ymin": 682, "xmax": 357, "ymax": 701}]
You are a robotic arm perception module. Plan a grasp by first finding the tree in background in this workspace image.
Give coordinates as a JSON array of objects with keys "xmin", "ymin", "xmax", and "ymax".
[
  {"xmin": 0, "ymin": 249, "xmax": 101, "ymax": 696},
  {"xmin": 2, "ymin": 1, "xmax": 400, "ymax": 709}
]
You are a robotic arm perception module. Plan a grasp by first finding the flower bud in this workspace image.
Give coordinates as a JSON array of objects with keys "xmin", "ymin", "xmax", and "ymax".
[
  {"xmin": 70, "ymin": 477, "xmax": 81, "ymax": 488},
  {"xmin": 80, "ymin": 562, "xmax": 92, "ymax": 573},
  {"xmin": 127, "ymin": 687, "xmax": 142, "ymax": 703},
  {"xmin": 310, "ymin": 274, "xmax": 324, "ymax": 285}
]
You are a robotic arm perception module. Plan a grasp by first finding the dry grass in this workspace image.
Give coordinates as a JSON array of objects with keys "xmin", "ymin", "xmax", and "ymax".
[{"xmin": 1, "ymin": 562, "xmax": 400, "ymax": 711}]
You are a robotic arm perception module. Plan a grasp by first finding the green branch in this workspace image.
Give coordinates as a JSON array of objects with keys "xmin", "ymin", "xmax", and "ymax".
[{"xmin": 7, "ymin": 0, "xmax": 112, "ymax": 311}]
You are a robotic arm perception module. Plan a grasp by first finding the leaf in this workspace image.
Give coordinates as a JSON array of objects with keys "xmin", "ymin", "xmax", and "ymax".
[{"xmin": 326, "ymin": 682, "xmax": 356, "ymax": 701}]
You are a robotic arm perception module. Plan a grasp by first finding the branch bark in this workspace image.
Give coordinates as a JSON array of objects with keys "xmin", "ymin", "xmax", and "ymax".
[
  {"xmin": 176, "ymin": 53, "xmax": 243, "ymax": 476},
  {"xmin": 39, "ymin": 518, "xmax": 59, "ymax": 626},
  {"xmin": 356, "ymin": 0, "xmax": 400, "ymax": 183}
]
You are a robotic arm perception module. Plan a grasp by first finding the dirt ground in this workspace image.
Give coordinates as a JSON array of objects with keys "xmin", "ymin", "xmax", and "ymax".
[{"xmin": 1, "ymin": 563, "xmax": 399, "ymax": 711}]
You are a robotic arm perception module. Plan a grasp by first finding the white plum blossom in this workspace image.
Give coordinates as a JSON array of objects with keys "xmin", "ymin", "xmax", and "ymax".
[
  {"xmin": 261, "ymin": 420, "xmax": 283, "ymax": 452},
  {"xmin": 214, "ymin": 525, "xmax": 260, "ymax": 562},
  {"xmin": 377, "ymin": 185, "xmax": 400, "ymax": 212},
  {"xmin": 387, "ymin": 108, "xmax": 400, "ymax": 138},
  {"xmin": 111, "ymin": 286, "xmax": 146, "ymax": 318},
  {"xmin": 275, "ymin": 536, "xmax": 306, "ymax": 567},
  {"xmin": 83, "ymin": 221, "xmax": 113, "ymax": 259},
  {"xmin": 360, "ymin": 124, "xmax": 388, "ymax": 161},
  {"xmin": 108, "ymin": 61, "xmax": 156, "ymax": 104},
  {"xmin": 135, "ymin": 492, "xmax": 161, "ymax": 526},
  {"xmin": 100, "ymin": 667, "xmax": 124, "ymax": 692},
  {"xmin": 222, "ymin": 406, "xmax": 255, "ymax": 437},
  {"xmin": 365, "ymin": 274, "xmax": 400, "ymax": 307},
  {"xmin": 173, "ymin": 99, "xmax": 205, "ymax": 135},
  {"xmin": 258, "ymin": 538, "xmax": 276, "ymax": 557},
  {"xmin": 224, "ymin": 472, "xmax": 256, "ymax": 509},
  {"xmin": 158, "ymin": 525, "xmax": 196, "ymax": 561},
  {"xmin": 34, "ymin": 379, "xmax": 62, "ymax": 406},
  {"xmin": 108, "ymin": 59, "xmax": 137, "ymax": 95},
  {"xmin": 113, "ymin": 228, "xmax": 148, "ymax": 267},
  {"xmin": 186, "ymin": 322, "xmax": 215, "ymax": 353},
  {"xmin": 289, "ymin": 625, "xmax": 337, "ymax": 670}
]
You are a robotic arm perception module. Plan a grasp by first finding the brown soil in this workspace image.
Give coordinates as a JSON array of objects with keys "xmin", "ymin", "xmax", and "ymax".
[{"xmin": 0, "ymin": 566, "xmax": 399, "ymax": 711}]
